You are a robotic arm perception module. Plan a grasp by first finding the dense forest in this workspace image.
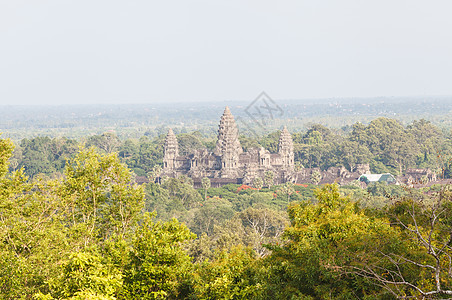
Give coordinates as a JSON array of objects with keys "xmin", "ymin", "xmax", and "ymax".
[
  {"xmin": 1, "ymin": 105, "xmax": 452, "ymax": 299},
  {"xmin": 1, "ymin": 133, "xmax": 452, "ymax": 299}
]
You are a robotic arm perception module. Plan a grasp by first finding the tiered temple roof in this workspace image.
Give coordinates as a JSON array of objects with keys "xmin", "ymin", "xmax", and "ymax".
[
  {"xmin": 163, "ymin": 128, "xmax": 179, "ymax": 169},
  {"xmin": 278, "ymin": 126, "xmax": 293, "ymax": 153},
  {"xmin": 278, "ymin": 126, "xmax": 294, "ymax": 169},
  {"xmin": 164, "ymin": 128, "xmax": 178, "ymax": 156},
  {"xmin": 214, "ymin": 106, "xmax": 243, "ymax": 156}
]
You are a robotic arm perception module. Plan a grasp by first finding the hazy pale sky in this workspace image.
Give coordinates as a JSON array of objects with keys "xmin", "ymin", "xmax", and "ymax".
[{"xmin": 1, "ymin": 0, "xmax": 451, "ymax": 105}]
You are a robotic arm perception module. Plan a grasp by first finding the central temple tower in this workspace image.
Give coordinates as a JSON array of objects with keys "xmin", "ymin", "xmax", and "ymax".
[{"xmin": 214, "ymin": 106, "xmax": 243, "ymax": 177}]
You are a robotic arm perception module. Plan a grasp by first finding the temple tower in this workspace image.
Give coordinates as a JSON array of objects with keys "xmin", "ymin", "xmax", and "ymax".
[
  {"xmin": 278, "ymin": 126, "xmax": 294, "ymax": 169},
  {"xmin": 214, "ymin": 106, "xmax": 243, "ymax": 176},
  {"xmin": 163, "ymin": 128, "xmax": 179, "ymax": 170}
]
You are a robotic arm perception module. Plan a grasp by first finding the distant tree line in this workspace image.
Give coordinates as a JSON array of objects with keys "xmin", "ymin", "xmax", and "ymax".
[
  {"xmin": 1, "ymin": 133, "xmax": 452, "ymax": 299},
  {"xmin": 10, "ymin": 118, "xmax": 452, "ymax": 180}
]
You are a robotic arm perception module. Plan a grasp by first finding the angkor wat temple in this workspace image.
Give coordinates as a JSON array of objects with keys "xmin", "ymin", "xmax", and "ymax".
[{"xmin": 162, "ymin": 107, "xmax": 369, "ymax": 187}]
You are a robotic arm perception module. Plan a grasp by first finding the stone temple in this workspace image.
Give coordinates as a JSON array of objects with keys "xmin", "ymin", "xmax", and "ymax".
[
  {"xmin": 162, "ymin": 106, "xmax": 370, "ymax": 188},
  {"xmin": 162, "ymin": 106, "xmax": 295, "ymax": 187}
]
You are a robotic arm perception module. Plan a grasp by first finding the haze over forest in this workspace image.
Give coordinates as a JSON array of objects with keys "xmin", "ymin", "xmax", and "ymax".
[{"xmin": 1, "ymin": 97, "xmax": 451, "ymax": 141}]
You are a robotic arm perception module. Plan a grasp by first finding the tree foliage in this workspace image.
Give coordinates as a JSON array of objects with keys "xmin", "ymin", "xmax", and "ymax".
[{"xmin": 1, "ymin": 132, "xmax": 452, "ymax": 299}]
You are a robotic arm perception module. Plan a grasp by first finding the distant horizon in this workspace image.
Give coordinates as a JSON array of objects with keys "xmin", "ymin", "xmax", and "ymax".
[{"xmin": 1, "ymin": 94, "xmax": 451, "ymax": 107}]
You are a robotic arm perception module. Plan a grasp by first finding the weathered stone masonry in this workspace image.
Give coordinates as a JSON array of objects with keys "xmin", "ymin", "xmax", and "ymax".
[{"xmin": 162, "ymin": 106, "xmax": 369, "ymax": 188}]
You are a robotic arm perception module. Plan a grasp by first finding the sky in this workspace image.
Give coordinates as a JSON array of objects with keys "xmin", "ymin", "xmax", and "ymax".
[{"xmin": 0, "ymin": 0, "xmax": 451, "ymax": 105}]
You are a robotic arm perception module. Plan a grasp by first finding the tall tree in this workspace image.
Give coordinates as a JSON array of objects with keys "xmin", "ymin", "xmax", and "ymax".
[
  {"xmin": 263, "ymin": 171, "xmax": 275, "ymax": 189},
  {"xmin": 252, "ymin": 177, "xmax": 263, "ymax": 190},
  {"xmin": 201, "ymin": 177, "xmax": 211, "ymax": 201},
  {"xmin": 351, "ymin": 118, "xmax": 419, "ymax": 174},
  {"xmin": 122, "ymin": 214, "xmax": 196, "ymax": 299},
  {"xmin": 61, "ymin": 146, "xmax": 145, "ymax": 246},
  {"xmin": 0, "ymin": 136, "xmax": 68, "ymax": 298},
  {"xmin": 261, "ymin": 184, "xmax": 395, "ymax": 299},
  {"xmin": 279, "ymin": 182, "xmax": 295, "ymax": 203},
  {"xmin": 311, "ymin": 169, "xmax": 321, "ymax": 185},
  {"xmin": 350, "ymin": 186, "xmax": 452, "ymax": 299}
]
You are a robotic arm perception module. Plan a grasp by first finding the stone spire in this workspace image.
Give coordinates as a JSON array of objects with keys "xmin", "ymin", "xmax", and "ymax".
[
  {"xmin": 214, "ymin": 106, "xmax": 243, "ymax": 156},
  {"xmin": 214, "ymin": 107, "xmax": 243, "ymax": 176},
  {"xmin": 278, "ymin": 126, "xmax": 294, "ymax": 169},
  {"xmin": 163, "ymin": 128, "xmax": 179, "ymax": 169}
]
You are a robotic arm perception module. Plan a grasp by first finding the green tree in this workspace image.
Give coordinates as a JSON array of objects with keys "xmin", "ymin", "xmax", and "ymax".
[
  {"xmin": 119, "ymin": 139, "xmax": 139, "ymax": 161},
  {"xmin": 0, "ymin": 137, "xmax": 69, "ymax": 298},
  {"xmin": 17, "ymin": 136, "xmax": 79, "ymax": 178},
  {"xmin": 0, "ymin": 134, "xmax": 14, "ymax": 177},
  {"xmin": 351, "ymin": 118, "xmax": 419, "ymax": 174},
  {"xmin": 201, "ymin": 177, "xmax": 211, "ymax": 201},
  {"xmin": 260, "ymin": 184, "xmax": 395, "ymax": 299},
  {"xmin": 19, "ymin": 137, "xmax": 56, "ymax": 177},
  {"xmin": 310, "ymin": 169, "xmax": 321, "ymax": 185},
  {"xmin": 122, "ymin": 214, "xmax": 196, "ymax": 299},
  {"xmin": 237, "ymin": 207, "xmax": 287, "ymax": 257},
  {"xmin": 252, "ymin": 177, "xmax": 263, "ymax": 190},
  {"xmin": 191, "ymin": 246, "xmax": 260, "ymax": 299},
  {"xmin": 163, "ymin": 177, "xmax": 202, "ymax": 210},
  {"xmin": 259, "ymin": 131, "xmax": 281, "ymax": 153},
  {"xmin": 239, "ymin": 135, "xmax": 260, "ymax": 151},
  {"xmin": 137, "ymin": 136, "xmax": 164, "ymax": 174},
  {"xmin": 296, "ymin": 144, "xmax": 326, "ymax": 169},
  {"xmin": 279, "ymin": 182, "xmax": 295, "ymax": 204},
  {"xmin": 351, "ymin": 186, "xmax": 452, "ymax": 299},
  {"xmin": 407, "ymin": 119, "xmax": 443, "ymax": 167},
  {"xmin": 189, "ymin": 197, "xmax": 234, "ymax": 236},
  {"xmin": 61, "ymin": 146, "xmax": 145, "ymax": 247},
  {"xmin": 263, "ymin": 171, "xmax": 274, "ymax": 189},
  {"xmin": 177, "ymin": 133, "xmax": 205, "ymax": 156},
  {"xmin": 335, "ymin": 140, "xmax": 372, "ymax": 172},
  {"xmin": 35, "ymin": 252, "xmax": 122, "ymax": 300},
  {"xmin": 86, "ymin": 132, "xmax": 121, "ymax": 154},
  {"xmin": 148, "ymin": 164, "xmax": 162, "ymax": 184},
  {"xmin": 144, "ymin": 182, "xmax": 172, "ymax": 218}
]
